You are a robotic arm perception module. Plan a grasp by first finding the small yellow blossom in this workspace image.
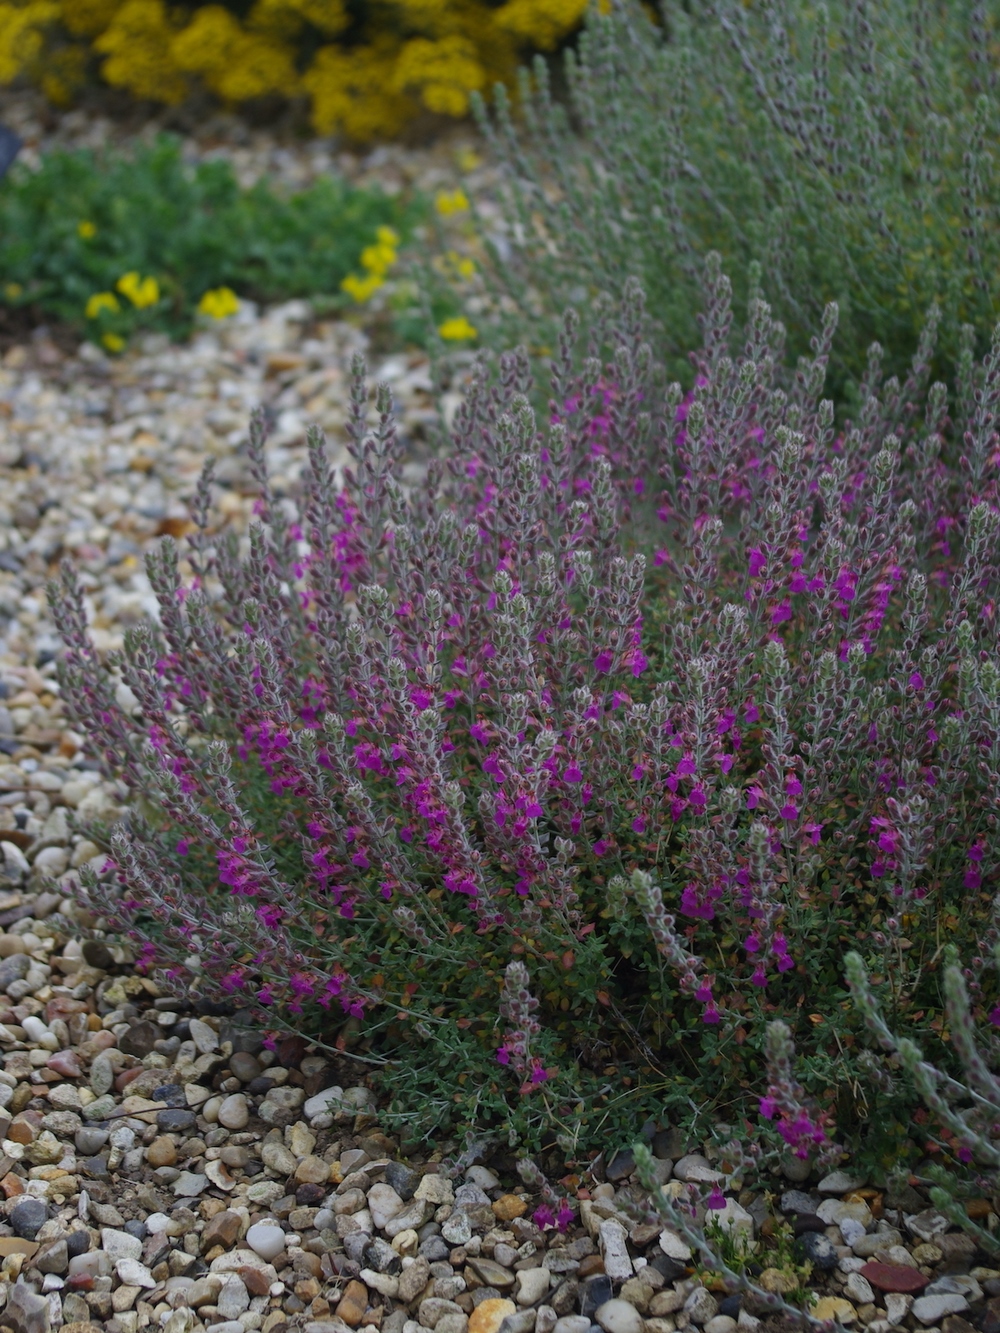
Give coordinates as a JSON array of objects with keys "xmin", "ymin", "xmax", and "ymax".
[
  {"xmin": 85, "ymin": 291, "xmax": 120, "ymax": 318},
  {"xmin": 435, "ymin": 188, "xmax": 470, "ymax": 217},
  {"xmin": 101, "ymin": 332, "xmax": 125, "ymax": 353},
  {"xmin": 438, "ymin": 315, "xmax": 477, "ymax": 341},
  {"xmin": 445, "ymin": 249, "xmax": 476, "ymax": 279},
  {"xmin": 77, "ymin": 220, "xmax": 96, "ymax": 239},
  {"xmin": 360, "ymin": 241, "xmax": 397, "ymax": 276},
  {"xmin": 3, "ymin": 283, "xmax": 22, "ymax": 301},
  {"xmin": 117, "ymin": 270, "xmax": 160, "ymax": 308},
  {"xmin": 197, "ymin": 286, "xmax": 240, "ymax": 319},
  {"xmin": 341, "ymin": 225, "xmax": 400, "ymax": 303},
  {"xmin": 341, "ymin": 271, "xmax": 384, "ymax": 303},
  {"xmin": 456, "ymin": 148, "xmax": 481, "ymax": 172}
]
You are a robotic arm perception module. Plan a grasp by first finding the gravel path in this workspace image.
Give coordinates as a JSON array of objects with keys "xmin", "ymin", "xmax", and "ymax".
[{"xmin": 0, "ymin": 93, "xmax": 990, "ymax": 1333}]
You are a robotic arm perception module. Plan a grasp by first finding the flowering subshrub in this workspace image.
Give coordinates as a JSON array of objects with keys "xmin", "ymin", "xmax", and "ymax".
[
  {"xmin": 52, "ymin": 264, "xmax": 1000, "ymax": 1161},
  {"xmin": 0, "ymin": 0, "xmax": 586, "ymax": 141},
  {"xmin": 0, "ymin": 135, "xmax": 419, "ymax": 349},
  {"xmin": 471, "ymin": 0, "xmax": 1000, "ymax": 395}
]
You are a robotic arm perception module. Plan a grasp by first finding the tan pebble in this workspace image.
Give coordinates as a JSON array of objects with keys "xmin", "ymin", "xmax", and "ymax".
[
  {"xmin": 759, "ymin": 1269, "xmax": 801, "ymax": 1295},
  {"xmin": 335, "ymin": 1278, "xmax": 369, "ymax": 1328},
  {"xmin": 492, "ymin": 1194, "xmax": 528, "ymax": 1222},
  {"xmin": 145, "ymin": 1136, "xmax": 177, "ymax": 1168},
  {"xmin": 468, "ymin": 1298, "xmax": 517, "ymax": 1333},
  {"xmin": 294, "ymin": 1155, "xmax": 331, "ymax": 1185},
  {"xmin": 811, "ymin": 1298, "xmax": 856, "ymax": 1324}
]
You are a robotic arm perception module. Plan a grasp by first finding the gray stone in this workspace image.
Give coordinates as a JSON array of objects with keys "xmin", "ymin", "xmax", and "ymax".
[
  {"xmin": 2, "ymin": 1281, "xmax": 49, "ymax": 1333},
  {"xmin": 795, "ymin": 1231, "xmax": 837, "ymax": 1272},
  {"xmin": 10, "ymin": 1199, "xmax": 49, "ymax": 1240},
  {"xmin": 779, "ymin": 1191, "xmax": 818, "ymax": 1216},
  {"xmin": 101, "ymin": 1228, "xmax": 142, "ymax": 1262},
  {"xmin": 851, "ymin": 1229, "xmax": 901, "ymax": 1258},
  {"xmin": 672, "ymin": 1155, "xmax": 720, "ymax": 1185},
  {"xmin": 905, "ymin": 1209, "xmax": 950, "ymax": 1242},
  {"xmin": 172, "ymin": 1172, "xmax": 208, "ymax": 1196},
  {"xmin": 245, "ymin": 1223, "xmax": 286, "ymax": 1263},
  {"xmin": 684, "ymin": 1289, "xmax": 718, "ymax": 1326},
  {"xmin": 910, "ymin": 1294, "xmax": 969, "ymax": 1325},
  {"xmin": 385, "ymin": 1161, "xmax": 418, "ymax": 1201}
]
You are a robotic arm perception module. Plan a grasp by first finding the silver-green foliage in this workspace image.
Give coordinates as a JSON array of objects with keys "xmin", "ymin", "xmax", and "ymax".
[{"xmin": 473, "ymin": 0, "xmax": 998, "ymax": 390}]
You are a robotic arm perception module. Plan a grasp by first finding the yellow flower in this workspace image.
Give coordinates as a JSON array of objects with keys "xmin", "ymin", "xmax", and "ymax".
[
  {"xmin": 77, "ymin": 220, "xmax": 96, "ymax": 239},
  {"xmin": 376, "ymin": 226, "xmax": 400, "ymax": 247},
  {"xmin": 438, "ymin": 315, "xmax": 477, "ymax": 341},
  {"xmin": 456, "ymin": 148, "xmax": 481, "ymax": 172},
  {"xmin": 85, "ymin": 291, "xmax": 120, "ymax": 318},
  {"xmin": 448, "ymin": 250, "xmax": 476, "ymax": 279},
  {"xmin": 101, "ymin": 332, "xmax": 125, "ymax": 353},
  {"xmin": 341, "ymin": 271, "xmax": 383, "ymax": 303},
  {"xmin": 435, "ymin": 188, "xmax": 470, "ymax": 217},
  {"xmin": 117, "ymin": 270, "xmax": 160, "ymax": 308},
  {"xmin": 3, "ymin": 282, "xmax": 22, "ymax": 300},
  {"xmin": 360, "ymin": 241, "xmax": 397, "ymax": 276},
  {"xmin": 197, "ymin": 286, "xmax": 241, "ymax": 319}
]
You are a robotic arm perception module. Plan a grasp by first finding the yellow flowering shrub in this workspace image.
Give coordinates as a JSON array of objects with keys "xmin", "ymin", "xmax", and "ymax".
[{"xmin": 0, "ymin": 0, "xmax": 582, "ymax": 140}]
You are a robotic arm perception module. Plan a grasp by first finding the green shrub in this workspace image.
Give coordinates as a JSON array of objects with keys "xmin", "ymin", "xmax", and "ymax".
[
  {"xmin": 467, "ymin": 0, "xmax": 998, "ymax": 399},
  {"xmin": 0, "ymin": 134, "xmax": 424, "ymax": 349}
]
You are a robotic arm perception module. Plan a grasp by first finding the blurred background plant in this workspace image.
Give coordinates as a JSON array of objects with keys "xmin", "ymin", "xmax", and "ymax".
[
  {"xmin": 0, "ymin": 0, "xmax": 589, "ymax": 142},
  {"xmin": 463, "ymin": 0, "xmax": 1000, "ymax": 400},
  {"xmin": 0, "ymin": 133, "xmax": 424, "ymax": 348}
]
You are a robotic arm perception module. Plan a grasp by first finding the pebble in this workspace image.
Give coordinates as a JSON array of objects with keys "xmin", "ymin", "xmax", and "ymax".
[
  {"xmin": 217, "ymin": 1094, "xmax": 249, "ymax": 1129},
  {"xmin": 595, "ymin": 1301, "xmax": 644, "ymax": 1333},
  {"xmin": 861, "ymin": 1262, "xmax": 929, "ymax": 1293},
  {"xmin": 797, "ymin": 1231, "xmax": 838, "ymax": 1272},
  {"xmin": 470, "ymin": 1299, "xmax": 518, "ymax": 1333},
  {"xmin": 911, "ymin": 1294, "xmax": 969, "ymax": 1324},
  {"xmin": 817, "ymin": 1171, "xmax": 868, "ymax": 1194},
  {"xmin": 811, "ymin": 1297, "xmax": 857, "ymax": 1323},
  {"xmin": 672, "ymin": 1155, "xmax": 721, "ymax": 1184},
  {"xmin": 246, "ymin": 1222, "xmax": 286, "ymax": 1262}
]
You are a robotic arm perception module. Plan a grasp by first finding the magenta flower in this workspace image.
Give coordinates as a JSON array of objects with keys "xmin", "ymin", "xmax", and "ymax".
[{"xmin": 749, "ymin": 548, "xmax": 766, "ymax": 577}]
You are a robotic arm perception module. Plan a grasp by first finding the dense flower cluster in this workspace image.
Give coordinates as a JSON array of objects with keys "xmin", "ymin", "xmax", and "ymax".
[
  {"xmin": 52, "ymin": 265, "xmax": 1000, "ymax": 1153},
  {"xmin": 0, "ymin": 0, "xmax": 586, "ymax": 140}
]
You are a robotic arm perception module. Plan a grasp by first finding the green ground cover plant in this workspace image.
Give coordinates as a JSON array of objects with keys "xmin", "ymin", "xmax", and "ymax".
[
  {"xmin": 0, "ymin": 133, "xmax": 423, "ymax": 350},
  {"xmin": 50, "ymin": 258, "xmax": 1000, "ymax": 1179},
  {"xmin": 463, "ymin": 0, "xmax": 999, "ymax": 400}
]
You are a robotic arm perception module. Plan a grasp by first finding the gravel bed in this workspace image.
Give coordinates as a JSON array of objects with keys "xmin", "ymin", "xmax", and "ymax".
[{"xmin": 0, "ymin": 93, "xmax": 991, "ymax": 1333}]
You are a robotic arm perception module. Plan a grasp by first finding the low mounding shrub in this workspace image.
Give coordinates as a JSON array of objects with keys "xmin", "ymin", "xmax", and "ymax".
[
  {"xmin": 470, "ymin": 0, "xmax": 1000, "ymax": 396},
  {"xmin": 0, "ymin": 0, "xmax": 585, "ymax": 142},
  {"xmin": 52, "ymin": 263, "xmax": 1000, "ymax": 1162},
  {"xmin": 0, "ymin": 135, "xmax": 417, "ymax": 349}
]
